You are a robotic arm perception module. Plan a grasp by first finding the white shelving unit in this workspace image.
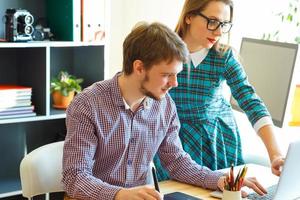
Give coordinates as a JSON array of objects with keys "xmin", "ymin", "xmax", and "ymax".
[{"xmin": 0, "ymin": 0, "xmax": 108, "ymax": 198}]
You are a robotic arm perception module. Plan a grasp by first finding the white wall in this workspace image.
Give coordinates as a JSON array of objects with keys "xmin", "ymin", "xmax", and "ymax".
[
  {"xmin": 231, "ymin": 0, "xmax": 293, "ymax": 50},
  {"xmin": 108, "ymin": 0, "xmax": 184, "ymax": 78},
  {"xmin": 106, "ymin": 1, "xmax": 300, "ymax": 165},
  {"xmin": 108, "ymin": 0, "xmax": 295, "ymax": 77}
]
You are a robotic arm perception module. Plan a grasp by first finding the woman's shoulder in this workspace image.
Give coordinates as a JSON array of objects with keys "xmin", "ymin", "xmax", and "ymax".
[
  {"xmin": 209, "ymin": 44, "xmax": 240, "ymax": 65},
  {"xmin": 209, "ymin": 44, "xmax": 233, "ymax": 56}
]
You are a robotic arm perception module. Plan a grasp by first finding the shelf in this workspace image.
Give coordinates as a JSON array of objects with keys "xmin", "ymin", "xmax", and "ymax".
[
  {"xmin": 0, "ymin": 42, "xmax": 104, "ymax": 197},
  {"xmin": 50, "ymin": 108, "xmax": 66, "ymax": 116},
  {"xmin": 0, "ymin": 41, "xmax": 105, "ymax": 48},
  {"xmin": 0, "ymin": 179, "xmax": 22, "ymax": 198},
  {"xmin": 0, "ymin": 0, "xmax": 107, "ymax": 198},
  {"xmin": 0, "ymin": 114, "xmax": 66, "ymax": 125}
]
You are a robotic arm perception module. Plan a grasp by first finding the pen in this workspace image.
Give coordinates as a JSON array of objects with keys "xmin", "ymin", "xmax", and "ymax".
[
  {"xmin": 230, "ymin": 163, "xmax": 234, "ymax": 189},
  {"xmin": 152, "ymin": 166, "xmax": 160, "ymax": 192}
]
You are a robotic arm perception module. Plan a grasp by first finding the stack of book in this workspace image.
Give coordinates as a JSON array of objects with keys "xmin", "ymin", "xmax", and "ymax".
[{"xmin": 0, "ymin": 85, "xmax": 36, "ymax": 119}]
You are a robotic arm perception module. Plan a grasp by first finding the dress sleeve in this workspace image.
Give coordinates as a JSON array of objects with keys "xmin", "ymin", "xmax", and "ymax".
[
  {"xmin": 223, "ymin": 49, "xmax": 273, "ymax": 127},
  {"xmin": 157, "ymin": 100, "xmax": 224, "ymax": 190},
  {"xmin": 62, "ymin": 94, "xmax": 121, "ymax": 200}
]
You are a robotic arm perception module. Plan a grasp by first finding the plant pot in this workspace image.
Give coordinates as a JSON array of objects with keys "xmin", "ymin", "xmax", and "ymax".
[{"xmin": 52, "ymin": 91, "xmax": 75, "ymax": 109}]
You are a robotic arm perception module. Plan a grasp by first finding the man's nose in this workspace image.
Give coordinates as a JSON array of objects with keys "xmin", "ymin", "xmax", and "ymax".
[{"xmin": 169, "ymin": 75, "xmax": 178, "ymax": 88}]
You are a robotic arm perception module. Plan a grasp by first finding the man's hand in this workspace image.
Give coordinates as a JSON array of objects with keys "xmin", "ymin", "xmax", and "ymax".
[
  {"xmin": 271, "ymin": 156, "xmax": 285, "ymax": 176},
  {"xmin": 217, "ymin": 176, "xmax": 268, "ymax": 198},
  {"xmin": 115, "ymin": 185, "xmax": 163, "ymax": 200}
]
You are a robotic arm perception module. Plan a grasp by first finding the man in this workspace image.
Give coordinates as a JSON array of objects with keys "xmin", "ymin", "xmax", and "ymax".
[{"xmin": 62, "ymin": 22, "xmax": 266, "ymax": 200}]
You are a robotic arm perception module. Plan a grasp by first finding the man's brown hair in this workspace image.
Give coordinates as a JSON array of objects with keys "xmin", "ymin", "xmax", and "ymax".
[{"xmin": 122, "ymin": 22, "xmax": 188, "ymax": 75}]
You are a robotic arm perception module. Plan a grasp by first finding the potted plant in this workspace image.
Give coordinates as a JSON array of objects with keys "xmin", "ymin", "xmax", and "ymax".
[{"xmin": 50, "ymin": 70, "xmax": 83, "ymax": 109}]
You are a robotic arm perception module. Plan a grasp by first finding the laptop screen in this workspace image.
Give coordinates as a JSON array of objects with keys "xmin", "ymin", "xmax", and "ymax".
[{"xmin": 273, "ymin": 140, "xmax": 300, "ymax": 200}]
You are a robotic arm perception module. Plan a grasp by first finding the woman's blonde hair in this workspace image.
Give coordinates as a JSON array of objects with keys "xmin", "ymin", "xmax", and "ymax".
[{"xmin": 175, "ymin": 0, "xmax": 234, "ymax": 54}]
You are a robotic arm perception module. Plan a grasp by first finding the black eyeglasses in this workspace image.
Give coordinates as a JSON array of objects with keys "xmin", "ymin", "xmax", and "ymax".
[{"xmin": 197, "ymin": 12, "xmax": 232, "ymax": 33}]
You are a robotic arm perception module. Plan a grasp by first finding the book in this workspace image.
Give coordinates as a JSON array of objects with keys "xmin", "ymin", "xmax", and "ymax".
[
  {"xmin": 81, "ymin": 0, "xmax": 105, "ymax": 42},
  {"xmin": 0, "ymin": 85, "xmax": 32, "ymax": 96},
  {"xmin": 46, "ymin": 0, "xmax": 81, "ymax": 41},
  {"xmin": 0, "ymin": 100, "xmax": 32, "ymax": 109},
  {"xmin": 0, "ymin": 94, "xmax": 32, "ymax": 100},
  {"xmin": 0, "ymin": 112, "xmax": 36, "ymax": 120},
  {"xmin": 0, "ymin": 110, "xmax": 35, "ymax": 116},
  {"xmin": 0, "ymin": 106, "xmax": 35, "ymax": 114}
]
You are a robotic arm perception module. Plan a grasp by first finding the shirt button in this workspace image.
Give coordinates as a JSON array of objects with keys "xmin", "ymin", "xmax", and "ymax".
[{"xmin": 128, "ymin": 160, "xmax": 132, "ymax": 165}]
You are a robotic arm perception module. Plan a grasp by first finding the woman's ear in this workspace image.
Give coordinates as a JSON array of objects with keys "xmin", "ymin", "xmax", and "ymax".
[{"xmin": 185, "ymin": 15, "xmax": 192, "ymax": 25}]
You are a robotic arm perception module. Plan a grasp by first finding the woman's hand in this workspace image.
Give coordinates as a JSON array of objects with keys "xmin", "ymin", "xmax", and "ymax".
[{"xmin": 271, "ymin": 156, "xmax": 285, "ymax": 176}]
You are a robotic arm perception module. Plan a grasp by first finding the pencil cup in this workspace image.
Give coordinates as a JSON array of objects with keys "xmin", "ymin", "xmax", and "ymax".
[{"xmin": 222, "ymin": 189, "xmax": 242, "ymax": 200}]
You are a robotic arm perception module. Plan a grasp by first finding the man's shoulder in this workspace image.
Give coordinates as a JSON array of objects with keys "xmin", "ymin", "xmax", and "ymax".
[
  {"xmin": 164, "ymin": 93, "xmax": 175, "ymax": 104},
  {"xmin": 66, "ymin": 78, "xmax": 117, "ymax": 115},
  {"xmin": 82, "ymin": 79, "xmax": 112, "ymax": 97},
  {"xmin": 157, "ymin": 93, "xmax": 177, "ymax": 111},
  {"xmin": 71, "ymin": 78, "xmax": 114, "ymax": 106}
]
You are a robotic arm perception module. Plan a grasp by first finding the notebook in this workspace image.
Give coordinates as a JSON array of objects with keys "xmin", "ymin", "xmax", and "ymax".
[
  {"xmin": 164, "ymin": 192, "xmax": 202, "ymax": 200},
  {"xmin": 210, "ymin": 140, "xmax": 300, "ymax": 200}
]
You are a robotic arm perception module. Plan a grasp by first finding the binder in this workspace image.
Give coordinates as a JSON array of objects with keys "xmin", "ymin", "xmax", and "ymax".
[
  {"xmin": 46, "ymin": 0, "xmax": 81, "ymax": 41},
  {"xmin": 81, "ymin": 0, "xmax": 105, "ymax": 42}
]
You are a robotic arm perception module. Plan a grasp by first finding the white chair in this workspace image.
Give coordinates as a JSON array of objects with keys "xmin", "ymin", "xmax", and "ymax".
[{"xmin": 20, "ymin": 141, "xmax": 64, "ymax": 200}]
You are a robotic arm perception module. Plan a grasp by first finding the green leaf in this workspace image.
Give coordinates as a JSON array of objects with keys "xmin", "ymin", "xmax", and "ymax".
[
  {"xmin": 287, "ymin": 14, "xmax": 293, "ymax": 22},
  {"xmin": 50, "ymin": 70, "xmax": 84, "ymax": 95}
]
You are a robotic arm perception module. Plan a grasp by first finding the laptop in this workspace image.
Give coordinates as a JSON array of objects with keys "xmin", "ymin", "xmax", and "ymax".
[{"xmin": 210, "ymin": 140, "xmax": 300, "ymax": 200}]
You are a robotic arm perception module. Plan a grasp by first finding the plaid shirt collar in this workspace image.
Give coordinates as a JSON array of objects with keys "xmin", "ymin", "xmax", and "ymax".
[
  {"xmin": 190, "ymin": 48, "xmax": 209, "ymax": 67},
  {"xmin": 111, "ymin": 72, "xmax": 152, "ymax": 110}
]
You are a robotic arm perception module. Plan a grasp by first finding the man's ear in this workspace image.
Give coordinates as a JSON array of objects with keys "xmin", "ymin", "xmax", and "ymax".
[{"xmin": 133, "ymin": 60, "xmax": 145, "ymax": 75}]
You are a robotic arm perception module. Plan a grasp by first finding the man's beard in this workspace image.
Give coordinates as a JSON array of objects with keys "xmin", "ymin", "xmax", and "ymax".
[{"xmin": 140, "ymin": 74, "xmax": 161, "ymax": 101}]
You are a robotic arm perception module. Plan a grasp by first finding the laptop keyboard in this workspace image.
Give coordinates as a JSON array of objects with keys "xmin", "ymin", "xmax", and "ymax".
[{"xmin": 247, "ymin": 184, "xmax": 277, "ymax": 200}]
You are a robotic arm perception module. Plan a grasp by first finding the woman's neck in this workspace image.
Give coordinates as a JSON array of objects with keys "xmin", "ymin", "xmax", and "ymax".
[{"xmin": 183, "ymin": 36, "xmax": 204, "ymax": 53}]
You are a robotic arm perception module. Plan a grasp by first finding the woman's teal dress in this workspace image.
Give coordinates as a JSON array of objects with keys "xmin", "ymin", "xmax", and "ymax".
[{"xmin": 154, "ymin": 48, "xmax": 271, "ymax": 181}]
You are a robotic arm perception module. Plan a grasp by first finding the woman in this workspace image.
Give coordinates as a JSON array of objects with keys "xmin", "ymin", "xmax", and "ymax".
[{"xmin": 154, "ymin": 0, "xmax": 284, "ymax": 181}]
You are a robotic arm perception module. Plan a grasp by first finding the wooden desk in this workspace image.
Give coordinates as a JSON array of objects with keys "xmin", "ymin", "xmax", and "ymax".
[
  {"xmin": 159, "ymin": 164, "xmax": 278, "ymax": 200},
  {"xmin": 65, "ymin": 164, "xmax": 278, "ymax": 200}
]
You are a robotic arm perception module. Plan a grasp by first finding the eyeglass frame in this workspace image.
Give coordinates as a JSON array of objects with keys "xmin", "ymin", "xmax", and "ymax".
[{"xmin": 196, "ymin": 12, "xmax": 233, "ymax": 33}]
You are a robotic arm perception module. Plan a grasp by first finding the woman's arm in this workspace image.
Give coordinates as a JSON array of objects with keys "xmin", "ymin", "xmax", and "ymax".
[{"xmin": 258, "ymin": 125, "xmax": 284, "ymax": 176}]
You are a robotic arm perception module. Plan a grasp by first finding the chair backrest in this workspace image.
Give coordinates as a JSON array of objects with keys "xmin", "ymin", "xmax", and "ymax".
[{"xmin": 20, "ymin": 141, "xmax": 64, "ymax": 198}]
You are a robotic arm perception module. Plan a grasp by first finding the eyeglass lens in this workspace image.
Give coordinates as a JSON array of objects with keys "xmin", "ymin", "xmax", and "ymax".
[{"xmin": 207, "ymin": 19, "xmax": 231, "ymax": 33}]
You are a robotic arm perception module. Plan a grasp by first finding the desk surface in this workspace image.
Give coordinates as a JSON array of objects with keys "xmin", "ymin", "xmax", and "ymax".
[
  {"xmin": 159, "ymin": 164, "xmax": 278, "ymax": 200},
  {"xmin": 64, "ymin": 164, "xmax": 278, "ymax": 200}
]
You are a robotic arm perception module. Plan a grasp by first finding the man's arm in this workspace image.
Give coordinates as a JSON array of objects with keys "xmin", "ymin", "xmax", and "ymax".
[
  {"xmin": 115, "ymin": 185, "xmax": 163, "ymax": 200},
  {"xmin": 62, "ymin": 97, "xmax": 122, "ymax": 200},
  {"xmin": 156, "ymin": 105, "xmax": 224, "ymax": 190}
]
